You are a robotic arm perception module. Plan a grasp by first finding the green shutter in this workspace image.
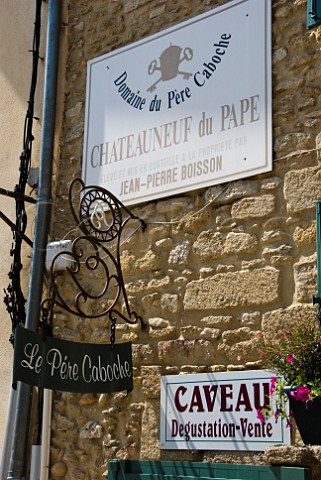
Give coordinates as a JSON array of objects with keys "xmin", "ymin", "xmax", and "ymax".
[
  {"xmin": 307, "ymin": 0, "xmax": 321, "ymax": 29},
  {"xmin": 108, "ymin": 460, "xmax": 311, "ymax": 480}
]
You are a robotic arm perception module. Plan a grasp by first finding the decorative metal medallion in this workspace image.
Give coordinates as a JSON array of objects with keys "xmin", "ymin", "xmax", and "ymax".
[{"xmin": 45, "ymin": 179, "xmax": 146, "ymax": 334}]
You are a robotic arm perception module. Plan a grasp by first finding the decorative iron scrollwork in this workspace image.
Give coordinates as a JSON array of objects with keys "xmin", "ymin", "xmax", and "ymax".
[{"xmin": 45, "ymin": 179, "xmax": 146, "ymax": 331}]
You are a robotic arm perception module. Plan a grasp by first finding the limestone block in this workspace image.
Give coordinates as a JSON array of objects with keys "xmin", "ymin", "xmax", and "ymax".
[
  {"xmin": 316, "ymin": 131, "xmax": 321, "ymax": 150},
  {"xmin": 261, "ymin": 177, "xmax": 281, "ymax": 190},
  {"xmin": 144, "ymin": 225, "xmax": 170, "ymax": 243},
  {"xmin": 149, "ymin": 5, "xmax": 166, "ymax": 19},
  {"xmin": 227, "ymin": 364, "xmax": 246, "ymax": 371},
  {"xmin": 120, "ymin": 332, "xmax": 139, "ymax": 342},
  {"xmin": 158, "ymin": 339, "xmax": 215, "ymax": 365},
  {"xmin": 261, "ymin": 230, "xmax": 290, "ymax": 244},
  {"xmin": 61, "ymin": 392, "xmax": 82, "ymax": 404},
  {"xmin": 218, "ymin": 327, "xmax": 261, "ymax": 362},
  {"xmin": 284, "ymin": 167, "xmax": 321, "ymax": 214},
  {"xmin": 140, "ymin": 401, "xmax": 161, "ymax": 459},
  {"xmin": 293, "ymin": 254, "xmax": 317, "ymax": 303},
  {"xmin": 141, "ymin": 366, "xmax": 161, "ymax": 398},
  {"xmin": 168, "ymin": 240, "xmax": 191, "ymax": 265},
  {"xmin": 103, "ymin": 433, "xmax": 118, "ymax": 448},
  {"xmin": 262, "ymin": 305, "xmax": 317, "ymax": 337},
  {"xmin": 120, "ymin": 250, "xmax": 136, "ymax": 275},
  {"xmin": 50, "ymin": 461, "xmax": 68, "ymax": 477},
  {"xmin": 65, "ymin": 101, "xmax": 83, "ymax": 119},
  {"xmin": 293, "ymin": 221, "xmax": 316, "ymax": 247},
  {"xmin": 73, "ymin": 21, "xmax": 84, "ymax": 32},
  {"xmin": 52, "ymin": 413, "xmax": 76, "ymax": 432},
  {"xmin": 126, "ymin": 276, "xmax": 171, "ymax": 294},
  {"xmin": 200, "ymin": 267, "xmax": 215, "ymax": 278},
  {"xmin": 148, "ymin": 317, "xmax": 170, "ymax": 328},
  {"xmin": 298, "ymin": 97, "xmax": 316, "ymax": 111},
  {"xmin": 273, "ymin": 47, "xmax": 287, "ymax": 64},
  {"xmin": 136, "ymin": 249, "xmax": 163, "ymax": 272},
  {"xmin": 90, "ymin": 328, "xmax": 110, "ymax": 343},
  {"xmin": 174, "ymin": 210, "xmax": 212, "ymax": 235},
  {"xmin": 79, "ymin": 394, "xmax": 97, "ymax": 406},
  {"xmin": 156, "ymin": 197, "xmax": 191, "ymax": 213},
  {"xmin": 115, "ymin": 444, "xmax": 136, "ymax": 459},
  {"xmin": 241, "ymin": 311, "xmax": 261, "ymax": 326},
  {"xmin": 65, "ymin": 125, "xmax": 83, "ymax": 143},
  {"xmin": 52, "ymin": 326, "xmax": 82, "ymax": 342},
  {"xmin": 148, "ymin": 326, "xmax": 177, "ymax": 339},
  {"xmin": 174, "ymin": 276, "xmax": 189, "ymax": 286},
  {"xmin": 264, "ymin": 445, "xmax": 321, "ymax": 467},
  {"xmin": 245, "ymin": 361, "xmax": 263, "ymax": 369},
  {"xmin": 275, "ymin": 77, "xmax": 304, "ymax": 93},
  {"xmin": 71, "ymin": 467, "xmax": 87, "ymax": 479},
  {"xmin": 193, "ymin": 230, "xmax": 257, "ymax": 261},
  {"xmin": 205, "ymin": 180, "xmax": 259, "ymax": 206},
  {"xmin": 275, "ymin": 5, "xmax": 291, "ymax": 17},
  {"xmin": 203, "ymin": 451, "xmax": 264, "ymax": 465},
  {"xmin": 200, "ymin": 315, "xmax": 236, "ymax": 328},
  {"xmin": 242, "ymin": 259, "xmax": 266, "ymax": 270},
  {"xmin": 222, "ymin": 327, "xmax": 253, "ymax": 345},
  {"xmin": 210, "ymin": 365, "xmax": 227, "ymax": 372},
  {"xmin": 231, "ymin": 195, "xmax": 275, "ymax": 219},
  {"xmin": 200, "ymin": 327, "xmax": 221, "ymax": 340},
  {"xmin": 180, "ymin": 365, "xmax": 208, "ymax": 374},
  {"xmin": 155, "ymin": 237, "xmax": 173, "ymax": 249},
  {"xmin": 98, "ymin": 394, "xmax": 108, "ymax": 407},
  {"xmin": 225, "ymin": 232, "xmax": 257, "ymax": 255},
  {"xmin": 160, "ymin": 293, "xmax": 180, "ymax": 314},
  {"xmin": 184, "ymin": 268, "xmax": 279, "ymax": 310},
  {"xmin": 180, "ymin": 325, "xmax": 203, "ymax": 339},
  {"xmin": 215, "ymin": 206, "xmax": 234, "ymax": 230},
  {"xmin": 277, "ymin": 132, "xmax": 313, "ymax": 152},
  {"xmin": 132, "ymin": 344, "xmax": 155, "ymax": 364},
  {"xmin": 141, "ymin": 293, "xmax": 160, "ymax": 313},
  {"xmin": 79, "ymin": 421, "xmax": 103, "ymax": 439},
  {"xmin": 262, "ymin": 244, "xmax": 292, "ymax": 256},
  {"xmin": 307, "ymin": 64, "xmax": 321, "ymax": 82}
]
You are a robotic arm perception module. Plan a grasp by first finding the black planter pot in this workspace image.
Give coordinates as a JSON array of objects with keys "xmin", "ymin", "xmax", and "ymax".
[{"xmin": 288, "ymin": 394, "xmax": 321, "ymax": 445}]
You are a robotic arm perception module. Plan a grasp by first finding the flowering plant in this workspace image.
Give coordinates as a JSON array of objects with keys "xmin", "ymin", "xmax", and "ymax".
[{"xmin": 257, "ymin": 311, "xmax": 321, "ymax": 427}]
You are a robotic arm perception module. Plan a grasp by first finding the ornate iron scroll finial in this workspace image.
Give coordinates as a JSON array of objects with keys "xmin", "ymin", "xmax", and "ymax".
[{"xmin": 46, "ymin": 179, "xmax": 146, "ymax": 330}]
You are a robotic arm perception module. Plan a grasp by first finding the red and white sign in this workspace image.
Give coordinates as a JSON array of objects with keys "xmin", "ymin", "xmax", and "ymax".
[{"xmin": 160, "ymin": 370, "xmax": 290, "ymax": 451}]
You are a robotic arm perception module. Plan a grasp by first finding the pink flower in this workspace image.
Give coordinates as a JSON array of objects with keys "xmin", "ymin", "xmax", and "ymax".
[
  {"xmin": 237, "ymin": 355, "xmax": 241, "ymax": 361},
  {"xmin": 270, "ymin": 376, "xmax": 277, "ymax": 396},
  {"xmin": 257, "ymin": 408, "xmax": 265, "ymax": 424},
  {"xmin": 286, "ymin": 353, "xmax": 294, "ymax": 363},
  {"xmin": 286, "ymin": 420, "xmax": 293, "ymax": 429},
  {"xmin": 293, "ymin": 386, "xmax": 311, "ymax": 402}
]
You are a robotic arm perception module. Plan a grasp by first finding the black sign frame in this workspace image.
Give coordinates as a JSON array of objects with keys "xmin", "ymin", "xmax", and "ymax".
[{"xmin": 13, "ymin": 326, "xmax": 133, "ymax": 393}]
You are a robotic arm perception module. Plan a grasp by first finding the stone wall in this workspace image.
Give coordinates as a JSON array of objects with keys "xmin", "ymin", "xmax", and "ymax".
[{"xmin": 49, "ymin": 0, "xmax": 321, "ymax": 479}]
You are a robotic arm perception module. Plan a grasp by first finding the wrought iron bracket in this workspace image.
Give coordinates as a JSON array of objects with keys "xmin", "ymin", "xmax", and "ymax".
[
  {"xmin": 0, "ymin": 209, "xmax": 33, "ymax": 248},
  {"xmin": 0, "ymin": 186, "xmax": 37, "ymax": 204},
  {"xmin": 44, "ymin": 179, "xmax": 146, "ymax": 333},
  {"xmin": 0, "ymin": 187, "xmax": 36, "ymax": 248}
]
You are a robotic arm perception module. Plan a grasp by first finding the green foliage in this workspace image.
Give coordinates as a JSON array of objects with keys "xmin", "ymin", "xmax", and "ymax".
[
  {"xmin": 257, "ymin": 312, "xmax": 321, "ymax": 425},
  {"xmin": 259, "ymin": 312, "xmax": 321, "ymax": 398}
]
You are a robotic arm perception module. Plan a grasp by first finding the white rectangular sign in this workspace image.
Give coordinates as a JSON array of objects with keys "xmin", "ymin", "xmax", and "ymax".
[
  {"xmin": 160, "ymin": 370, "xmax": 290, "ymax": 451},
  {"xmin": 83, "ymin": 0, "xmax": 272, "ymax": 206}
]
